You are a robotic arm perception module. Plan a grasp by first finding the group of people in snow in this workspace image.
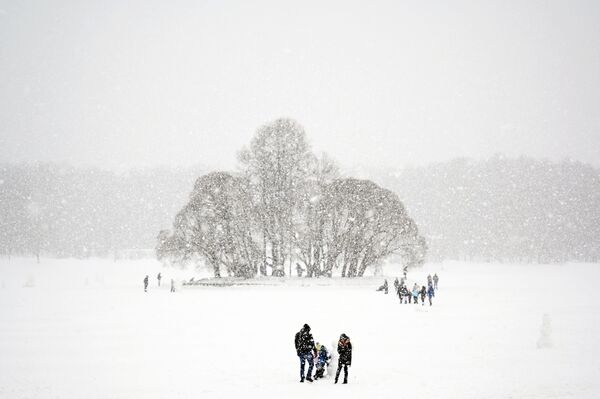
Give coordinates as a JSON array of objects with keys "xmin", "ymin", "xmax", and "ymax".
[
  {"xmin": 294, "ymin": 324, "xmax": 353, "ymax": 384},
  {"xmin": 143, "ymin": 273, "xmax": 176, "ymax": 292},
  {"xmin": 377, "ymin": 273, "xmax": 439, "ymax": 306}
]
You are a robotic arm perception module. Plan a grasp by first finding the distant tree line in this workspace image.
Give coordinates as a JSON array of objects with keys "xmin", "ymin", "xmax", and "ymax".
[
  {"xmin": 0, "ymin": 164, "xmax": 200, "ymax": 260},
  {"xmin": 369, "ymin": 156, "xmax": 600, "ymax": 263},
  {"xmin": 2, "ymin": 143, "xmax": 598, "ymax": 267},
  {"xmin": 156, "ymin": 119, "xmax": 426, "ymax": 277}
]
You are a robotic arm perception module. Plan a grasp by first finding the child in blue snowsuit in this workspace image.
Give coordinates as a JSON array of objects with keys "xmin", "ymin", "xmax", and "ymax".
[{"xmin": 314, "ymin": 343, "xmax": 330, "ymax": 380}]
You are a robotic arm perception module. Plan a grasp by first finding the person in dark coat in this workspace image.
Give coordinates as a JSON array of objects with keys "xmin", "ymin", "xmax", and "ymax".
[
  {"xmin": 143, "ymin": 275, "xmax": 149, "ymax": 292},
  {"xmin": 427, "ymin": 284, "xmax": 435, "ymax": 306},
  {"xmin": 335, "ymin": 333, "xmax": 352, "ymax": 384},
  {"xmin": 376, "ymin": 279, "xmax": 389, "ymax": 294},
  {"xmin": 294, "ymin": 324, "xmax": 316, "ymax": 382},
  {"xmin": 157, "ymin": 272, "xmax": 162, "ymax": 287},
  {"xmin": 420, "ymin": 285, "xmax": 427, "ymax": 305},
  {"xmin": 396, "ymin": 282, "xmax": 402, "ymax": 303},
  {"xmin": 400, "ymin": 284, "xmax": 409, "ymax": 304}
]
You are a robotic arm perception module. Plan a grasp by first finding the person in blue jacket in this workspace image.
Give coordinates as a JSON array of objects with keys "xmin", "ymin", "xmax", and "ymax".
[
  {"xmin": 313, "ymin": 342, "xmax": 331, "ymax": 380},
  {"xmin": 427, "ymin": 284, "xmax": 435, "ymax": 306},
  {"xmin": 411, "ymin": 284, "xmax": 419, "ymax": 304}
]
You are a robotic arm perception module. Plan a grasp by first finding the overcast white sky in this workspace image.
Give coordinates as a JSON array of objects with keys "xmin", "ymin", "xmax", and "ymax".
[{"xmin": 1, "ymin": 0, "xmax": 599, "ymax": 170}]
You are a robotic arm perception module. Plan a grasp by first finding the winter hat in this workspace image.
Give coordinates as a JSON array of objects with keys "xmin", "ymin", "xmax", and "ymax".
[{"xmin": 303, "ymin": 323, "xmax": 310, "ymax": 331}]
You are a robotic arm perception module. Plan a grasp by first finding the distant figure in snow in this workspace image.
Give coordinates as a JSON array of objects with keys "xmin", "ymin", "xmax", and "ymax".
[
  {"xmin": 393, "ymin": 277, "xmax": 399, "ymax": 291},
  {"xmin": 334, "ymin": 333, "xmax": 352, "ymax": 384},
  {"xmin": 170, "ymin": 278, "xmax": 175, "ymax": 293},
  {"xmin": 295, "ymin": 324, "xmax": 316, "ymax": 382},
  {"xmin": 427, "ymin": 284, "xmax": 435, "ymax": 306},
  {"xmin": 412, "ymin": 284, "xmax": 419, "ymax": 304},
  {"xmin": 296, "ymin": 263, "xmax": 304, "ymax": 277},
  {"xmin": 420, "ymin": 286, "xmax": 427, "ymax": 305},
  {"xmin": 399, "ymin": 284, "xmax": 409, "ymax": 304},
  {"xmin": 427, "ymin": 274, "xmax": 433, "ymax": 286},
  {"xmin": 143, "ymin": 275, "xmax": 149, "ymax": 292},
  {"xmin": 313, "ymin": 342, "xmax": 331, "ymax": 380},
  {"xmin": 377, "ymin": 279, "xmax": 389, "ymax": 294},
  {"xmin": 157, "ymin": 272, "xmax": 162, "ymax": 287},
  {"xmin": 427, "ymin": 280, "xmax": 435, "ymax": 297},
  {"xmin": 433, "ymin": 273, "xmax": 439, "ymax": 290}
]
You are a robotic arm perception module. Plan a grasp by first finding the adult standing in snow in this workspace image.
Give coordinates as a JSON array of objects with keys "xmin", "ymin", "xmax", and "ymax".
[
  {"xmin": 427, "ymin": 284, "xmax": 435, "ymax": 306},
  {"xmin": 433, "ymin": 273, "xmax": 439, "ymax": 290},
  {"xmin": 412, "ymin": 284, "xmax": 419, "ymax": 304},
  {"xmin": 420, "ymin": 285, "xmax": 427, "ymax": 305},
  {"xmin": 295, "ymin": 324, "xmax": 316, "ymax": 382},
  {"xmin": 334, "ymin": 333, "xmax": 352, "ymax": 384},
  {"xmin": 157, "ymin": 272, "xmax": 162, "ymax": 287},
  {"xmin": 428, "ymin": 280, "xmax": 435, "ymax": 297},
  {"xmin": 395, "ymin": 281, "xmax": 402, "ymax": 303},
  {"xmin": 143, "ymin": 275, "xmax": 149, "ymax": 292},
  {"xmin": 170, "ymin": 278, "xmax": 175, "ymax": 293},
  {"xmin": 400, "ymin": 284, "xmax": 409, "ymax": 304}
]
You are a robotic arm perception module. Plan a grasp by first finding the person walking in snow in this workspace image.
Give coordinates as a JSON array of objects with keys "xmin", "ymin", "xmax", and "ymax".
[
  {"xmin": 170, "ymin": 278, "xmax": 175, "ymax": 292},
  {"xmin": 427, "ymin": 284, "xmax": 435, "ymax": 306},
  {"xmin": 157, "ymin": 272, "xmax": 162, "ymax": 287},
  {"xmin": 295, "ymin": 324, "xmax": 316, "ymax": 382},
  {"xmin": 334, "ymin": 333, "xmax": 352, "ymax": 384},
  {"xmin": 395, "ymin": 281, "xmax": 402, "ymax": 302},
  {"xmin": 433, "ymin": 273, "xmax": 439, "ymax": 290},
  {"xmin": 420, "ymin": 285, "xmax": 427, "ymax": 305},
  {"xmin": 412, "ymin": 284, "xmax": 419, "ymax": 304},
  {"xmin": 427, "ymin": 274, "xmax": 433, "ymax": 286},
  {"xmin": 143, "ymin": 275, "xmax": 149, "ymax": 292},
  {"xmin": 400, "ymin": 284, "xmax": 409, "ymax": 304},
  {"xmin": 393, "ymin": 277, "xmax": 399, "ymax": 291}
]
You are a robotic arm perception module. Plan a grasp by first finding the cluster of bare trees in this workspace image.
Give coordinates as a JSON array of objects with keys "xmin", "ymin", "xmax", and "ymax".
[{"xmin": 156, "ymin": 119, "xmax": 426, "ymax": 277}]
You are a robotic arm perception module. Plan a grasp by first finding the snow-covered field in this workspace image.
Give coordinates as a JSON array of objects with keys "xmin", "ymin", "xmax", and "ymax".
[{"xmin": 1, "ymin": 258, "xmax": 599, "ymax": 399}]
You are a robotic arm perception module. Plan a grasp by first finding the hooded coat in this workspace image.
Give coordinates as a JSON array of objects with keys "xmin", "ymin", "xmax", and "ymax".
[
  {"xmin": 337, "ymin": 334, "xmax": 352, "ymax": 365},
  {"xmin": 295, "ymin": 324, "xmax": 315, "ymax": 355}
]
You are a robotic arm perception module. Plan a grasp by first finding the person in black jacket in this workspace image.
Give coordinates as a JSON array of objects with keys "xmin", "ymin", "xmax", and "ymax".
[
  {"xmin": 294, "ymin": 324, "xmax": 316, "ymax": 382},
  {"xmin": 334, "ymin": 333, "xmax": 352, "ymax": 384}
]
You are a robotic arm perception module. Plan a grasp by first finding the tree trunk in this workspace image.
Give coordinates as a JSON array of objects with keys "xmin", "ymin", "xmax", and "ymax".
[{"xmin": 260, "ymin": 229, "xmax": 267, "ymax": 276}]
